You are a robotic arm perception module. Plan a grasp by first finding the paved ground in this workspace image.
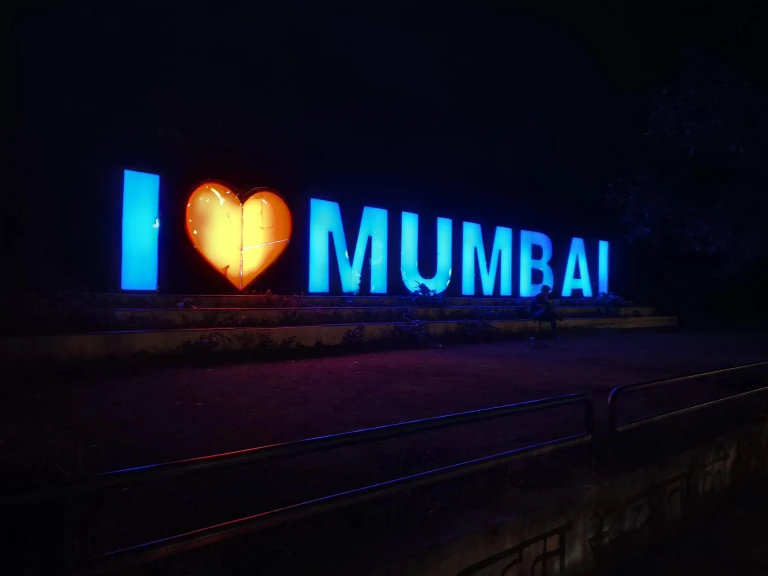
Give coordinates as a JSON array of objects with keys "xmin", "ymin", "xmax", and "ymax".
[{"xmin": 2, "ymin": 330, "xmax": 766, "ymax": 479}]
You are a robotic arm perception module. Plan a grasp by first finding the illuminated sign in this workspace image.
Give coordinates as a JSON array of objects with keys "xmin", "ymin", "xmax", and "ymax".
[
  {"xmin": 307, "ymin": 198, "xmax": 609, "ymax": 297},
  {"xmin": 121, "ymin": 170, "xmax": 160, "ymax": 291},
  {"xmin": 119, "ymin": 170, "xmax": 609, "ymax": 296},
  {"xmin": 186, "ymin": 182, "xmax": 292, "ymax": 290},
  {"xmin": 308, "ymin": 198, "xmax": 388, "ymax": 294},
  {"xmin": 519, "ymin": 230, "xmax": 554, "ymax": 297},
  {"xmin": 462, "ymin": 223, "xmax": 513, "ymax": 296},
  {"xmin": 401, "ymin": 212, "xmax": 452, "ymax": 294}
]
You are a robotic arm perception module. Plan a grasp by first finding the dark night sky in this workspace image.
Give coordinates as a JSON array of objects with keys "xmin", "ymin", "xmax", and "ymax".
[{"xmin": 10, "ymin": 1, "xmax": 768, "ymax": 301}]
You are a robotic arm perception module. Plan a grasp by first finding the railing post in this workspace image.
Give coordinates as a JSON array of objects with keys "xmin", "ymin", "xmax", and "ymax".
[
  {"xmin": 582, "ymin": 399, "xmax": 597, "ymax": 469},
  {"xmin": 583, "ymin": 399, "xmax": 595, "ymax": 436},
  {"xmin": 604, "ymin": 388, "xmax": 622, "ymax": 469}
]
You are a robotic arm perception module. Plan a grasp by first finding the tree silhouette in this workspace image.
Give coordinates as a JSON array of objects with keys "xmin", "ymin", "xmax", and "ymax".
[{"xmin": 608, "ymin": 45, "xmax": 766, "ymax": 275}]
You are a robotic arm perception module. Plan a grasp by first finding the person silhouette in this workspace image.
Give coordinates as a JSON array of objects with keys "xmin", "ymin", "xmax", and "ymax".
[{"xmin": 529, "ymin": 284, "xmax": 558, "ymax": 337}]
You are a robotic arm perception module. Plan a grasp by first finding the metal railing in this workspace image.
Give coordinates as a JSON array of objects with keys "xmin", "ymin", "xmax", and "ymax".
[
  {"xmin": 71, "ymin": 393, "xmax": 593, "ymax": 574},
  {"xmin": 11, "ymin": 393, "xmax": 593, "ymax": 506},
  {"xmin": 84, "ymin": 438, "xmax": 590, "ymax": 574},
  {"xmin": 9, "ymin": 361, "xmax": 768, "ymax": 574},
  {"xmin": 607, "ymin": 361, "xmax": 768, "ymax": 446}
]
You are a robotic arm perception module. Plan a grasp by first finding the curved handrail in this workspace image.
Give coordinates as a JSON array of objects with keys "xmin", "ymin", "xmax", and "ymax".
[
  {"xmin": 607, "ymin": 360, "xmax": 768, "ymax": 433},
  {"xmin": 80, "ymin": 434, "xmax": 591, "ymax": 575},
  {"xmin": 10, "ymin": 393, "xmax": 593, "ymax": 505}
]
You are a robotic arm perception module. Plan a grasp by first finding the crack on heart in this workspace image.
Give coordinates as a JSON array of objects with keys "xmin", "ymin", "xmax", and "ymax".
[
  {"xmin": 255, "ymin": 202, "xmax": 277, "ymax": 232},
  {"xmin": 243, "ymin": 238, "xmax": 289, "ymax": 252}
]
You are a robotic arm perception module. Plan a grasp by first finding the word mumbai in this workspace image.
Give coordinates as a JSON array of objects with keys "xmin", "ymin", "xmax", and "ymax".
[{"xmin": 308, "ymin": 198, "xmax": 609, "ymax": 297}]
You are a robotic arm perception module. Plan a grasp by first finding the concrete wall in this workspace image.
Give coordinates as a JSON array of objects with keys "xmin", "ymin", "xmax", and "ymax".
[
  {"xmin": 0, "ymin": 315, "xmax": 676, "ymax": 363},
  {"xmin": 368, "ymin": 417, "xmax": 768, "ymax": 576}
]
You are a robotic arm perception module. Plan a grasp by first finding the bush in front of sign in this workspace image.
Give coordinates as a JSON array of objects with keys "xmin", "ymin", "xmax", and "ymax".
[{"xmin": 389, "ymin": 320, "xmax": 430, "ymax": 347}]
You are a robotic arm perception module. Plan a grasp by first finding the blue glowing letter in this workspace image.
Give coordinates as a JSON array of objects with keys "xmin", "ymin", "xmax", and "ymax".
[
  {"xmin": 562, "ymin": 237, "xmax": 593, "ymax": 297},
  {"xmin": 461, "ymin": 223, "xmax": 513, "ymax": 296},
  {"xmin": 401, "ymin": 212, "xmax": 453, "ymax": 293},
  {"xmin": 308, "ymin": 198, "xmax": 388, "ymax": 294},
  {"xmin": 598, "ymin": 240, "xmax": 609, "ymax": 295},
  {"xmin": 121, "ymin": 169, "xmax": 160, "ymax": 291},
  {"xmin": 519, "ymin": 230, "xmax": 554, "ymax": 297}
]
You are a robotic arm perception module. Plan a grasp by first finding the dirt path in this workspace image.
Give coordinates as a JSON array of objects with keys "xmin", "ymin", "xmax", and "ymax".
[{"xmin": 2, "ymin": 331, "xmax": 766, "ymax": 478}]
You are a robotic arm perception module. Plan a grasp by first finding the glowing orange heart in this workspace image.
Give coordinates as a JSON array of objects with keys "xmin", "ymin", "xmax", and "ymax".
[{"xmin": 186, "ymin": 182, "xmax": 292, "ymax": 290}]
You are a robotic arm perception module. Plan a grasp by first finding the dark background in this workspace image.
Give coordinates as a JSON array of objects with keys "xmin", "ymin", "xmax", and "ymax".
[{"xmin": 9, "ymin": 1, "xmax": 767, "ymax": 324}]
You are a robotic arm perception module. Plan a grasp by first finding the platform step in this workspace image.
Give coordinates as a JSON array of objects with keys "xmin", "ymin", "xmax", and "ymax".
[
  {"xmin": 100, "ymin": 293, "xmax": 633, "ymax": 310},
  {"xmin": 113, "ymin": 305, "xmax": 656, "ymax": 329},
  {"xmin": 0, "ymin": 316, "xmax": 677, "ymax": 363}
]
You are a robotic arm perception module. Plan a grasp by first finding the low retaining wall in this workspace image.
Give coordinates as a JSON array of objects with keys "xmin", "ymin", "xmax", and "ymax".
[
  {"xmin": 112, "ymin": 306, "xmax": 656, "ymax": 328},
  {"xmin": 0, "ymin": 316, "xmax": 676, "ymax": 363},
  {"xmin": 369, "ymin": 416, "xmax": 768, "ymax": 576},
  {"xmin": 99, "ymin": 294, "xmax": 634, "ymax": 309}
]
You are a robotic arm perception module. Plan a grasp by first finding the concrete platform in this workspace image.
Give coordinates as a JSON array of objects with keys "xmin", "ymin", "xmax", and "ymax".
[
  {"xmin": 0, "ymin": 315, "xmax": 676, "ymax": 362},
  {"xmin": 2, "ymin": 292, "xmax": 673, "ymax": 363},
  {"xmin": 113, "ymin": 305, "xmax": 656, "ymax": 328},
  {"xmin": 98, "ymin": 294, "xmax": 629, "ymax": 309}
]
